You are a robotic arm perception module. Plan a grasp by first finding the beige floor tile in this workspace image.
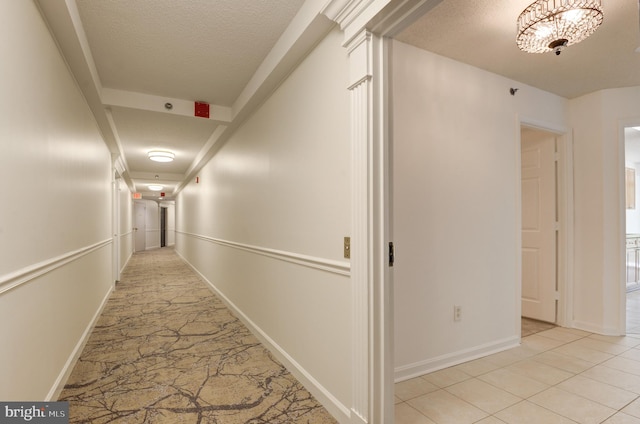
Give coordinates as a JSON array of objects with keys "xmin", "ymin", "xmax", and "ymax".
[
  {"xmin": 445, "ymin": 378, "xmax": 521, "ymax": 414},
  {"xmin": 622, "ymin": 397, "xmax": 640, "ymax": 418},
  {"xmin": 603, "ymin": 412, "xmax": 640, "ymax": 424},
  {"xmin": 421, "ymin": 367, "xmax": 472, "ymax": 388},
  {"xmin": 495, "ymin": 400, "xmax": 577, "ymax": 424},
  {"xmin": 521, "ymin": 334, "xmax": 567, "ymax": 352},
  {"xmin": 581, "ymin": 365, "xmax": 640, "ymax": 394},
  {"xmin": 506, "ymin": 359, "xmax": 573, "ymax": 385},
  {"xmin": 537, "ymin": 328, "xmax": 588, "ymax": 343},
  {"xmin": 553, "ymin": 342, "xmax": 615, "ymax": 364},
  {"xmin": 394, "ymin": 402, "xmax": 437, "ymax": 424},
  {"xmin": 483, "ymin": 346, "xmax": 538, "ymax": 367},
  {"xmin": 589, "ymin": 334, "xmax": 640, "ymax": 348},
  {"xmin": 604, "ymin": 356, "xmax": 640, "ymax": 377},
  {"xmin": 560, "ymin": 328, "xmax": 593, "ymax": 337},
  {"xmin": 395, "ymin": 396, "xmax": 403, "ymax": 404},
  {"xmin": 572, "ymin": 338, "xmax": 632, "ymax": 355},
  {"xmin": 529, "ymin": 387, "xmax": 616, "ymax": 424},
  {"xmin": 477, "ymin": 368, "xmax": 549, "ymax": 398},
  {"xmin": 453, "ymin": 357, "xmax": 501, "ymax": 377},
  {"xmin": 475, "ymin": 417, "xmax": 508, "ymax": 424},
  {"xmin": 620, "ymin": 348, "xmax": 640, "ymax": 362},
  {"xmin": 407, "ymin": 390, "xmax": 488, "ymax": 424},
  {"xmin": 557, "ymin": 375, "xmax": 639, "ymax": 410},
  {"xmin": 395, "ymin": 377, "xmax": 439, "ymax": 401},
  {"xmin": 532, "ymin": 350, "xmax": 594, "ymax": 374}
]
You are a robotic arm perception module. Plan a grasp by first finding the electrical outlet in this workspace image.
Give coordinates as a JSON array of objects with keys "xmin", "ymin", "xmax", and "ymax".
[{"xmin": 454, "ymin": 305, "xmax": 462, "ymax": 321}]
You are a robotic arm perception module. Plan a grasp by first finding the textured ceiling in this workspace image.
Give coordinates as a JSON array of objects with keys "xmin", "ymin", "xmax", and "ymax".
[
  {"xmin": 395, "ymin": 0, "xmax": 640, "ymax": 99},
  {"xmin": 45, "ymin": 0, "xmax": 640, "ymax": 201},
  {"xmin": 69, "ymin": 0, "xmax": 305, "ymax": 199},
  {"xmin": 77, "ymin": 0, "xmax": 305, "ymax": 106}
]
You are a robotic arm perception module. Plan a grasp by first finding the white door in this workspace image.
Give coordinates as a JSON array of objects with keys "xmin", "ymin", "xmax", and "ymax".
[
  {"xmin": 134, "ymin": 202, "xmax": 146, "ymax": 252},
  {"xmin": 521, "ymin": 128, "xmax": 557, "ymax": 323}
]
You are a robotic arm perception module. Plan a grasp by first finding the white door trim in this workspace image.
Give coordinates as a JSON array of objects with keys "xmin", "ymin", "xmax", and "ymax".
[
  {"xmin": 618, "ymin": 118, "xmax": 640, "ymax": 334},
  {"xmin": 518, "ymin": 117, "xmax": 574, "ymax": 329}
]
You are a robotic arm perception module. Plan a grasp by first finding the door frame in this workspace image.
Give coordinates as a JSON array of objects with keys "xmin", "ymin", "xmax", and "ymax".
[
  {"xmin": 112, "ymin": 169, "xmax": 121, "ymax": 284},
  {"xmin": 518, "ymin": 117, "xmax": 573, "ymax": 328},
  {"xmin": 160, "ymin": 206, "xmax": 167, "ymax": 248},
  {"xmin": 618, "ymin": 118, "xmax": 640, "ymax": 334}
]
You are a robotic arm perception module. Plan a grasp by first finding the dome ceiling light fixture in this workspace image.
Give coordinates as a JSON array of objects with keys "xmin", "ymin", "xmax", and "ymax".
[
  {"xmin": 147, "ymin": 184, "xmax": 164, "ymax": 191},
  {"xmin": 148, "ymin": 150, "xmax": 175, "ymax": 162},
  {"xmin": 516, "ymin": 0, "xmax": 603, "ymax": 55}
]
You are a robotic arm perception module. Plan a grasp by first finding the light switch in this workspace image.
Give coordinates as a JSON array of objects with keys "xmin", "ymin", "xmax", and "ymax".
[{"xmin": 344, "ymin": 237, "xmax": 351, "ymax": 259}]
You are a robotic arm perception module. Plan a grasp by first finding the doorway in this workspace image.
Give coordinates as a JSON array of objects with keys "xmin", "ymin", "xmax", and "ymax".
[
  {"xmin": 160, "ymin": 207, "xmax": 167, "ymax": 248},
  {"xmin": 624, "ymin": 126, "xmax": 640, "ymax": 334},
  {"xmin": 521, "ymin": 127, "xmax": 558, "ymax": 324},
  {"xmin": 134, "ymin": 201, "xmax": 146, "ymax": 252}
]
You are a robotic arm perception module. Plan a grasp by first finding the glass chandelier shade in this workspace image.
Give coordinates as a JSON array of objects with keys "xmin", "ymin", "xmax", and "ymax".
[{"xmin": 516, "ymin": 0, "xmax": 603, "ymax": 54}]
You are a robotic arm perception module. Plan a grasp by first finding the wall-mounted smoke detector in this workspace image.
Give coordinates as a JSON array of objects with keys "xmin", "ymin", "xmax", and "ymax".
[{"xmin": 148, "ymin": 150, "xmax": 175, "ymax": 162}]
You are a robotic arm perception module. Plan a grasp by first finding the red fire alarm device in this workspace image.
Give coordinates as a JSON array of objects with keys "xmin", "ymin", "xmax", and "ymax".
[
  {"xmin": 194, "ymin": 101, "xmax": 210, "ymax": 118},
  {"xmin": 160, "ymin": 192, "xmax": 166, "ymax": 197}
]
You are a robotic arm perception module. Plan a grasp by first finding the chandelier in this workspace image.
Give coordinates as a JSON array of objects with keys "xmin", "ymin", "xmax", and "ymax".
[{"xmin": 516, "ymin": 0, "xmax": 603, "ymax": 55}]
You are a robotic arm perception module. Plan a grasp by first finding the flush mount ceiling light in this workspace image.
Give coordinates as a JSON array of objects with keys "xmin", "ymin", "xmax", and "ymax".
[
  {"xmin": 148, "ymin": 150, "xmax": 175, "ymax": 162},
  {"xmin": 147, "ymin": 184, "xmax": 164, "ymax": 191},
  {"xmin": 516, "ymin": 0, "xmax": 603, "ymax": 55}
]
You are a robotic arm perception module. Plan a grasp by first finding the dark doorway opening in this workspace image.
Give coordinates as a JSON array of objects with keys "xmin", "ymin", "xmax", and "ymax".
[{"xmin": 160, "ymin": 207, "xmax": 167, "ymax": 248}]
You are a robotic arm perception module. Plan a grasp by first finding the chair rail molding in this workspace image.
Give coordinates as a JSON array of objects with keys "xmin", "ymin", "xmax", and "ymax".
[{"xmin": 0, "ymin": 239, "xmax": 113, "ymax": 295}]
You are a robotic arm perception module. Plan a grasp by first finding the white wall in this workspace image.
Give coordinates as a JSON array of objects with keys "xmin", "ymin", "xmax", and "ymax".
[
  {"xmin": 391, "ymin": 41, "xmax": 568, "ymax": 380},
  {"xmin": 569, "ymin": 87, "xmax": 640, "ymax": 334},
  {"xmin": 0, "ymin": 1, "xmax": 113, "ymax": 400},
  {"xmin": 176, "ymin": 28, "xmax": 351, "ymax": 420}
]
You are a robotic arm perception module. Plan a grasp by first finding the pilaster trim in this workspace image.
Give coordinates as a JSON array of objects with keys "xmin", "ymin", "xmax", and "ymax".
[
  {"xmin": 321, "ymin": 0, "xmax": 375, "ymax": 30},
  {"xmin": 346, "ymin": 28, "xmax": 375, "ymax": 424}
]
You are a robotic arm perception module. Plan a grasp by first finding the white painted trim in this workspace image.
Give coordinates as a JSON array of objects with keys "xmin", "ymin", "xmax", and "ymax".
[
  {"xmin": 346, "ymin": 28, "xmax": 375, "ymax": 424},
  {"xmin": 46, "ymin": 284, "xmax": 114, "ymax": 401},
  {"xmin": 618, "ymin": 118, "xmax": 640, "ymax": 334},
  {"xmin": 176, "ymin": 231, "xmax": 351, "ymax": 276},
  {"xmin": 518, "ymin": 116, "xmax": 574, "ymax": 329},
  {"xmin": 0, "ymin": 239, "xmax": 113, "ymax": 296},
  {"xmin": 573, "ymin": 320, "xmax": 623, "ymax": 336},
  {"xmin": 175, "ymin": 251, "xmax": 352, "ymax": 424},
  {"xmin": 394, "ymin": 336, "xmax": 521, "ymax": 382}
]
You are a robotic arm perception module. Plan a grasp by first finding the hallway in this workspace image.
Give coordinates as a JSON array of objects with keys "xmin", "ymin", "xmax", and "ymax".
[{"xmin": 58, "ymin": 248, "xmax": 336, "ymax": 423}]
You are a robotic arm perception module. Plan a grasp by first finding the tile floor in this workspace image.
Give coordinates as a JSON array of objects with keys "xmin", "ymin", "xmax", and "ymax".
[{"xmin": 395, "ymin": 308, "xmax": 640, "ymax": 423}]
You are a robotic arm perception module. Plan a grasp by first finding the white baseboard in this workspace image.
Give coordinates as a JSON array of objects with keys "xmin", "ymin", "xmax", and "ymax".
[
  {"xmin": 572, "ymin": 320, "xmax": 623, "ymax": 336},
  {"xmin": 47, "ymin": 285, "xmax": 114, "ymax": 401},
  {"xmin": 394, "ymin": 335, "xmax": 520, "ymax": 383},
  {"xmin": 175, "ymin": 251, "xmax": 351, "ymax": 424}
]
